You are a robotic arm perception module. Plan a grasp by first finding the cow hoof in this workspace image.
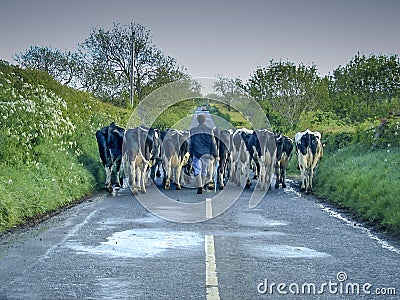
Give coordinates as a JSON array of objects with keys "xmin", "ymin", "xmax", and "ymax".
[
  {"xmin": 245, "ymin": 183, "xmax": 251, "ymax": 189},
  {"xmin": 282, "ymin": 184, "xmax": 287, "ymax": 188},
  {"xmin": 253, "ymin": 175, "xmax": 258, "ymax": 180},
  {"xmin": 300, "ymin": 187, "xmax": 306, "ymax": 192},
  {"xmin": 176, "ymin": 185, "xmax": 182, "ymax": 190},
  {"xmin": 219, "ymin": 185, "xmax": 224, "ymax": 190},
  {"xmin": 132, "ymin": 189, "xmax": 139, "ymax": 195},
  {"xmin": 275, "ymin": 183, "xmax": 280, "ymax": 189}
]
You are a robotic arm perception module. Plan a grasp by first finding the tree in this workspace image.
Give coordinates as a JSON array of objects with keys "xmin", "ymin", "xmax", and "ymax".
[
  {"xmin": 244, "ymin": 60, "xmax": 328, "ymax": 130},
  {"xmin": 329, "ymin": 53, "xmax": 400, "ymax": 122},
  {"xmin": 212, "ymin": 75, "xmax": 245, "ymax": 110},
  {"xmin": 78, "ymin": 22, "xmax": 188, "ymax": 106},
  {"xmin": 14, "ymin": 46, "xmax": 82, "ymax": 87}
]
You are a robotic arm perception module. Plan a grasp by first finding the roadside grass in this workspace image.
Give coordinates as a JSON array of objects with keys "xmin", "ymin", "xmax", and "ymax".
[
  {"xmin": 313, "ymin": 144, "xmax": 400, "ymax": 236},
  {"xmin": 0, "ymin": 150, "xmax": 94, "ymax": 229},
  {"xmin": 209, "ymin": 103, "xmax": 252, "ymax": 129},
  {"xmin": 0, "ymin": 62, "xmax": 130, "ymax": 233}
]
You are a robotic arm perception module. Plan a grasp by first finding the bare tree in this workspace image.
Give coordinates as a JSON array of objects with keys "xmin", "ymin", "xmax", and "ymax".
[{"xmin": 78, "ymin": 22, "xmax": 188, "ymax": 106}]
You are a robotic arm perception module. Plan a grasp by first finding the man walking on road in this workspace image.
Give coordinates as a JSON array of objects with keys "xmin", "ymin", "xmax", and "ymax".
[{"xmin": 190, "ymin": 114, "xmax": 219, "ymax": 194}]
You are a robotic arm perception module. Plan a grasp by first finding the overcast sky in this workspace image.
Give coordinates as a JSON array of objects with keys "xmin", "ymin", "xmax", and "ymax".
[{"xmin": 1, "ymin": 0, "xmax": 399, "ymax": 80}]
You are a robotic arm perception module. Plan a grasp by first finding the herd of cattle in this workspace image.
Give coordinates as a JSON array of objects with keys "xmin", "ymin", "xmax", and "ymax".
[{"xmin": 95, "ymin": 122, "xmax": 324, "ymax": 196}]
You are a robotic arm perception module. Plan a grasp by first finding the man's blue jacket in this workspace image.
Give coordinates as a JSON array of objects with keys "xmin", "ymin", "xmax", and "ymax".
[{"xmin": 189, "ymin": 124, "xmax": 218, "ymax": 158}]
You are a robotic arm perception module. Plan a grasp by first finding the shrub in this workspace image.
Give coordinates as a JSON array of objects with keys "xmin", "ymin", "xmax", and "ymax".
[{"xmin": 0, "ymin": 61, "xmax": 130, "ymax": 232}]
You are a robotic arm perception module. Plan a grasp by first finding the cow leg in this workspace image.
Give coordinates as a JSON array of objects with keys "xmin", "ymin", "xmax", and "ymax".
[
  {"xmin": 245, "ymin": 178, "xmax": 252, "ymax": 189},
  {"xmin": 113, "ymin": 157, "xmax": 122, "ymax": 188},
  {"xmin": 307, "ymin": 168, "xmax": 313, "ymax": 193},
  {"xmin": 235, "ymin": 162, "xmax": 242, "ymax": 186},
  {"xmin": 281, "ymin": 165, "xmax": 287, "ymax": 188},
  {"xmin": 275, "ymin": 161, "xmax": 281, "ymax": 189},
  {"xmin": 136, "ymin": 166, "xmax": 142, "ymax": 193},
  {"xmin": 244, "ymin": 161, "xmax": 252, "ymax": 189},
  {"xmin": 230, "ymin": 160, "xmax": 237, "ymax": 184},
  {"xmin": 164, "ymin": 159, "xmax": 172, "ymax": 190},
  {"xmin": 175, "ymin": 165, "xmax": 182, "ymax": 190},
  {"xmin": 104, "ymin": 166, "xmax": 112, "ymax": 192},
  {"xmin": 141, "ymin": 164, "xmax": 148, "ymax": 193},
  {"xmin": 299, "ymin": 165, "xmax": 306, "ymax": 191},
  {"xmin": 218, "ymin": 170, "xmax": 225, "ymax": 190},
  {"xmin": 253, "ymin": 160, "xmax": 260, "ymax": 179},
  {"xmin": 304, "ymin": 168, "xmax": 311, "ymax": 193},
  {"xmin": 129, "ymin": 161, "xmax": 139, "ymax": 195},
  {"xmin": 245, "ymin": 164, "xmax": 252, "ymax": 189}
]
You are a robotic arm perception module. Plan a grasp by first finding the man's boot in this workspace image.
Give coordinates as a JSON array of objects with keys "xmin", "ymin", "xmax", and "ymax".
[{"xmin": 195, "ymin": 175, "xmax": 203, "ymax": 194}]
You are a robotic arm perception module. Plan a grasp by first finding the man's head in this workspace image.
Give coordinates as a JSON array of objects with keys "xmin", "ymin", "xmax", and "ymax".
[{"xmin": 197, "ymin": 114, "xmax": 206, "ymax": 124}]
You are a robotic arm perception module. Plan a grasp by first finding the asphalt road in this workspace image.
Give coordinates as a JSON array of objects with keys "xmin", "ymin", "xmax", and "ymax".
[{"xmin": 0, "ymin": 175, "xmax": 399, "ymax": 299}]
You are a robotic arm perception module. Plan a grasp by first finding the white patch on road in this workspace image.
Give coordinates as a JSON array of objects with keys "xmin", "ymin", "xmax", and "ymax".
[
  {"xmin": 283, "ymin": 186, "xmax": 302, "ymax": 198},
  {"xmin": 319, "ymin": 204, "xmax": 400, "ymax": 255},
  {"xmin": 67, "ymin": 229, "xmax": 203, "ymax": 258},
  {"xmin": 236, "ymin": 213, "xmax": 287, "ymax": 227},
  {"xmin": 132, "ymin": 213, "xmax": 166, "ymax": 224},
  {"xmin": 248, "ymin": 244, "xmax": 331, "ymax": 258},
  {"xmin": 282, "ymin": 179, "xmax": 302, "ymax": 197}
]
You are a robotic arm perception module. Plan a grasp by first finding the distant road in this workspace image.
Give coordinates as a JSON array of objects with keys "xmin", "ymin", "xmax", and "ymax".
[{"xmin": 190, "ymin": 107, "xmax": 215, "ymax": 129}]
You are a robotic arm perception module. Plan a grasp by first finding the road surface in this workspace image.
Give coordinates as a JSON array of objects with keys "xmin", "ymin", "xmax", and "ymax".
[{"xmin": 0, "ymin": 175, "xmax": 399, "ymax": 299}]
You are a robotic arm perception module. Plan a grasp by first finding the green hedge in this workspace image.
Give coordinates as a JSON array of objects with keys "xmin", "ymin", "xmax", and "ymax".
[{"xmin": 0, "ymin": 62, "xmax": 130, "ymax": 232}]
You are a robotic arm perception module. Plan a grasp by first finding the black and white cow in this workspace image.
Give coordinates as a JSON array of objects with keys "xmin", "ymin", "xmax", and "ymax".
[
  {"xmin": 96, "ymin": 122, "xmax": 125, "ymax": 194},
  {"xmin": 123, "ymin": 125, "xmax": 160, "ymax": 194},
  {"xmin": 230, "ymin": 128, "xmax": 254, "ymax": 188},
  {"xmin": 295, "ymin": 129, "xmax": 323, "ymax": 193},
  {"xmin": 161, "ymin": 129, "xmax": 190, "ymax": 190},
  {"xmin": 274, "ymin": 134, "xmax": 294, "ymax": 189},
  {"xmin": 250, "ymin": 129, "xmax": 277, "ymax": 191},
  {"xmin": 213, "ymin": 127, "xmax": 232, "ymax": 190}
]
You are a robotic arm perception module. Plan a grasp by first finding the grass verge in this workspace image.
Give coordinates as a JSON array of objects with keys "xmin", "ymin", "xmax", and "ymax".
[{"xmin": 313, "ymin": 144, "xmax": 400, "ymax": 237}]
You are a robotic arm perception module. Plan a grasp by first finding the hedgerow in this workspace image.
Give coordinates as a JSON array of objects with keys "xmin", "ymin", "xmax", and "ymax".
[{"xmin": 0, "ymin": 61, "xmax": 130, "ymax": 232}]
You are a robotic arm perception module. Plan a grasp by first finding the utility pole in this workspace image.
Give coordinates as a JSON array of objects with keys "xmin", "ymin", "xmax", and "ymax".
[{"xmin": 129, "ymin": 30, "xmax": 135, "ymax": 108}]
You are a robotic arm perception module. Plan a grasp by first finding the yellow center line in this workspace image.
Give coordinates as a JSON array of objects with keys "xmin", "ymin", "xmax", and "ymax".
[{"xmin": 205, "ymin": 234, "xmax": 220, "ymax": 300}]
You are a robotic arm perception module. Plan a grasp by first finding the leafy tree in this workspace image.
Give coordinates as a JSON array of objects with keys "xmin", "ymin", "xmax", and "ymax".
[
  {"xmin": 329, "ymin": 53, "xmax": 400, "ymax": 122},
  {"xmin": 14, "ymin": 46, "xmax": 82, "ymax": 86},
  {"xmin": 78, "ymin": 22, "xmax": 188, "ymax": 106},
  {"xmin": 244, "ymin": 60, "xmax": 328, "ymax": 131},
  {"xmin": 212, "ymin": 75, "xmax": 244, "ymax": 110}
]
